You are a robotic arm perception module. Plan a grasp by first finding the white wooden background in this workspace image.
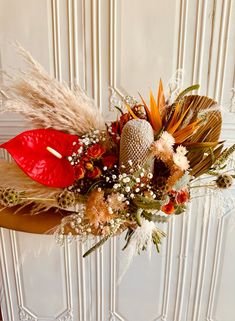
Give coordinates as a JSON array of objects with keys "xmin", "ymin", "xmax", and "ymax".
[{"xmin": 0, "ymin": 1, "xmax": 235, "ymax": 320}]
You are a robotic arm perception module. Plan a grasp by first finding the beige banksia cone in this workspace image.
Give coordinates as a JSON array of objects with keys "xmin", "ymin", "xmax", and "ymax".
[{"xmin": 119, "ymin": 119, "xmax": 154, "ymax": 172}]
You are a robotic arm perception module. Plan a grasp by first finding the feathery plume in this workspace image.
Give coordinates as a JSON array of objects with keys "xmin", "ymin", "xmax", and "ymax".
[{"xmin": 0, "ymin": 44, "xmax": 106, "ymax": 135}]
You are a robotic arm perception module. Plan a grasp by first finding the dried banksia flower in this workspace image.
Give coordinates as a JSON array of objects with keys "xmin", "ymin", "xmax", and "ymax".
[
  {"xmin": 216, "ymin": 174, "xmax": 233, "ymax": 189},
  {"xmin": 0, "ymin": 188, "xmax": 23, "ymax": 206},
  {"xmin": 56, "ymin": 191, "xmax": 76, "ymax": 209},
  {"xmin": 119, "ymin": 119, "xmax": 154, "ymax": 172}
]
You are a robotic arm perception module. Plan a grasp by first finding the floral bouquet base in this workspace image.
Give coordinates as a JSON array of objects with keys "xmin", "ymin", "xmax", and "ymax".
[{"xmin": 0, "ymin": 45, "xmax": 234, "ymax": 258}]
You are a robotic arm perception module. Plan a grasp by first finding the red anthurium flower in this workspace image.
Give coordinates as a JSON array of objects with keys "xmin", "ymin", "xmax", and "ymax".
[{"xmin": 0, "ymin": 129, "xmax": 80, "ymax": 188}]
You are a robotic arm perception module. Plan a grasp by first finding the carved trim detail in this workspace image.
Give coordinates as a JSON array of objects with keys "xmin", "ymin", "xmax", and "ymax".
[
  {"xmin": 19, "ymin": 307, "xmax": 36, "ymax": 321},
  {"xmin": 57, "ymin": 309, "xmax": 73, "ymax": 321}
]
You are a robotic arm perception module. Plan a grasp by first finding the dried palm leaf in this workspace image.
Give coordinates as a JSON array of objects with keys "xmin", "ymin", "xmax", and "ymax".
[
  {"xmin": 190, "ymin": 144, "xmax": 224, "ymax": 177},
  {"xmin": 0, "ymin": 204, "xmax": 68, "ymax": 234},
  {"xmin": 178, "ymin": 95, "xmax": 222, "ymax": 170}
]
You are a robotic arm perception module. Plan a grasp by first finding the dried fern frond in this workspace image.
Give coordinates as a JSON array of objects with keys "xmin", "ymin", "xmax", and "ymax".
[
  {"xmin": 0, "ymin": 44, "xmax": 106, "ymax": 135},
  {"xmin": 0, "ymin": 159, "xmax": 62, "ymax": 212}
]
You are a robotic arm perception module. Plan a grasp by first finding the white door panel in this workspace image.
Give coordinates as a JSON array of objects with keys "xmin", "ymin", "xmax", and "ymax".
[{"xmin": 0, "ymin": 1, "xmax": 234, "ymax": 320}]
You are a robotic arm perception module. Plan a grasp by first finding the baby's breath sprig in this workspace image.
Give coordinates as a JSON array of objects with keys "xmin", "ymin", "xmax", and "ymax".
[
  {"xmin": 82, "ymin": 217, "xmax": 125, "ymax": 257},
  {"xmin": 112, "ymin": 161, "xmax": 156, "ymax": 200},
  {"xmin": 54, "ymin": 205, "xmax": 90, "ymax": 245},
  {"xmin": 67, "ymin": 129, "xmax": 107, "ymax": 167}
]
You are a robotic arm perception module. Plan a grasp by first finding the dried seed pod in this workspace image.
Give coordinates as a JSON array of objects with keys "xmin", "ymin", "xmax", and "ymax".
[
  {"xmin": 56, "ymin": 190, "xmax": 76, "ymax": 208},
  {"xmin": 153, "ymin": 176, "xmax": 169, "ymax": 198},
  {"xmin": 119, "ymin": 119, "xmax": 154, "ymax": 172},
  {"xmin": 0, "ymin": 188, "xmax": 22, "ymax": 207},
  {"xmin": 155, "ymin": 176, "xmax": 169, "ymax": 191},
  {"xmin": 216, "ymin": 174, "xmax": 233, "ymax": 189},
  {"xmin": 132, "ymin": 105, "xmax": 147, "ymax": 119}
]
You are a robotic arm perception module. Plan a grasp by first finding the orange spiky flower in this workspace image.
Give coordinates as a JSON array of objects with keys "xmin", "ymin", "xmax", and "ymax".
[
  {"xmin": 138, "ymin": 81, "xmax": 223, "ymax": 176},
  {"xmin": 139, "ymin": 81, "xmax": 221, "ymax": 147}
]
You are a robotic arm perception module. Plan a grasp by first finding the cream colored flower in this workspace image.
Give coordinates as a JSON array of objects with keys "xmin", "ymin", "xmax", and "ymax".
[
  {"xmin": 173, "ymin": 153, "xmax": 189, "ymax": 171},
  {"xmin": 161, "ymin": 131, "xmax": 175, "ymax": 148},
  {"xmin": 176, "ymin": 145, "xmax": 187, "ymax": 156},
  {"xmin": 152, "ymin": 131, "xmax": 175, "ymax": 156}
]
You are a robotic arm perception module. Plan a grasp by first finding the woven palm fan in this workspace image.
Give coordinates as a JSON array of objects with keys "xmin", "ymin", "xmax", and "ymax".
[
  {"xmin": 138, "ymin": 82, "xmax": 223, "ymax": 179},
  {"xmin": 177, "ymin": 95, "xmax": 222, "ymax": 177}
]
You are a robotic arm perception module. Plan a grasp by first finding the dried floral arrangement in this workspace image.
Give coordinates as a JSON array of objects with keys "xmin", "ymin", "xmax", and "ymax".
[{"xmin": 0, "ymin": 46, "xmax": 234, "ymax": 258}]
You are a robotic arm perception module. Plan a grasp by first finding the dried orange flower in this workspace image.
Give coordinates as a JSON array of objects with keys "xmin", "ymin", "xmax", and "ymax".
[
  {"xmin": 167, "ymin": 165, "xmax": 184, "ymax": 190},
  {"xmin": 107, "ymin": 193, "xmax": 126, "ymax": 212},
  {"xmin": 85, "ymin": 189, "xmax": 112, "ymax": 228},
  {"xmin": 161, "ymin": 201, "xmax": 175, "ymax": 214}
]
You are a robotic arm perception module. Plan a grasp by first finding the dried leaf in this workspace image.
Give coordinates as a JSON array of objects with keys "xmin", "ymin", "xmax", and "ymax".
[
  {"xmin": 190, "ymin": 144, "xmax": 223, "ymax": 177},
  {"xmin": 139, "ymin": 92, "xmax": 154, "ymax": 125},
  {"xmin": 175, "ymin": 84, "xmax": 200, "ymax": 102}
]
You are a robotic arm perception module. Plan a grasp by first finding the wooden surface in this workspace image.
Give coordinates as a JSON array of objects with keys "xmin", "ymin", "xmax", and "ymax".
[{"xmin": 0, "ymin": 205, "xmax": 66, "ymax": 235}]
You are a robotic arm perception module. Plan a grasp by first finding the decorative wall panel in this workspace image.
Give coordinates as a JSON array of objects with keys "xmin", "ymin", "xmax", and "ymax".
[{"xmin": 0, "ymin": 1, "xmax": 234, "ymax": 320}]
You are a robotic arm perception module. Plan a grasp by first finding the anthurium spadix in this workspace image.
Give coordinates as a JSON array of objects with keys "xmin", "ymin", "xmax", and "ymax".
[{"xmin": 0, "ymin": 129, "xmax": 80, "ymax": 188}]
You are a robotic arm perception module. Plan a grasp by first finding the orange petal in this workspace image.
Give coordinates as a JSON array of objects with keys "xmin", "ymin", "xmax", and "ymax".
[
  {"xmin": 173, "ymin": 120, "xmax": 201, "ymax": 143},
  {"xmin": 167, "ymin": 105, "xmax": 191, "ymax": 135},
  {"xmin": 139, "ymin": 92, "xmax": 154, "ymax": 126},
  {"xmin": 150, "ymin": 90, "xmax": 162, "ymax": 131},
  {"xmin": 157, "ymin": 79, "xmax": 166, "ymax": 113},
  {"xmin": 125, "ymin": 103, "xmax": 138, "ymax": 119},
  {"xmin": 166, "ymin": 102, "xmax": 180, "ymax": 131}
]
